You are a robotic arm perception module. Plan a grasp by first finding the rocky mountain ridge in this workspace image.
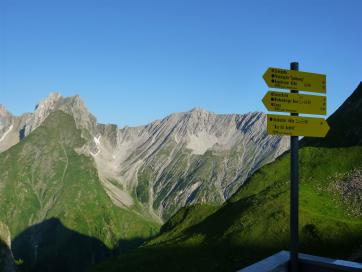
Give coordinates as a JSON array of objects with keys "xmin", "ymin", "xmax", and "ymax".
[
  {"xmin": 0, "ymin": 93, "xmax": 96, "ymax": 153},
  {"xmin": 0, "ymin": 93, "xmax": 289, "ymax": 220}
]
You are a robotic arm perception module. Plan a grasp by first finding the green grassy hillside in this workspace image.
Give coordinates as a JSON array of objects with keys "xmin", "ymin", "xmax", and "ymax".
[
  {"xmin": 94, "ymin": 84, "xmax": 362, "ymax": 271},
  {"xmin": 0, "ymin": 111, "xmax": 160, "ymax": 271},
  {"xmin": 94, "ymin": 146, "xmax": 362, "ymax": 272}
]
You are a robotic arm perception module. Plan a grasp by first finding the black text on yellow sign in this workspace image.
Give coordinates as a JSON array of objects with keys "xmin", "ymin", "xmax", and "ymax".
[
  {"xmin": 263, "ymin": 67, "xmax": 326, "ymax": 93},
  {"xmin": 262, "ymin": 91, "xmax": 326, "ymax": 115},
  {"xmin": 267, "ymin": 114, "xmax": 330, "ymax": 137}
]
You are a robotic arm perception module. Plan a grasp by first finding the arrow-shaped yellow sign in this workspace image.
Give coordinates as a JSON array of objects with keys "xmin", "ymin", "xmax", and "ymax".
[
  {"xmin": 263, "ymin": 67, "xmax": 326, "ymax": 93},
  {"xmin": 262, "ymin": 91, "xmax": 326, "ymax": 115},
  {"xmin": 267, "ymin": 114, "xmax": 329, "ymax": 137}
]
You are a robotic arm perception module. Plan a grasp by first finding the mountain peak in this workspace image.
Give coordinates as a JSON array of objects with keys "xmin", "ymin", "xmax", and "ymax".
[
  {"xmin": 21, "ymin": 92, "xmax": 96, "ymax": 138},
  {"xmin": 69, "ymin": 94, "xmax": 87, "ymax": 109},
  {"xmin": 35, "ymin": 92, "xmax": 63, "ymax": 111},
  {"xmin": 187, "ymin": 108, "xmax": 212, "ymax": 120},
  {"xmin": 34, "ymin": 92, "xmax": 91, "ymax": 119},
  {"xmin": 0, "ymin": 105, "xmax": 13, "ymax": 129},
  {"xmin": 48, "ymin": 92, "xmax": 62, "ymax": 100},
  {"xmin": 0, "ymin": 105, "xmax": 10, "ymax": 118},
  {"xmin": 189, "ymin": 107, "xmax": 209, "ymax": 114}
]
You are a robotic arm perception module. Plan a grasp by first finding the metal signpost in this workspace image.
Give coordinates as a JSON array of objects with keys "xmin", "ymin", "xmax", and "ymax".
[
  {"xmin": 290, "ymin": 62, "xmax": 299, "ymax": 272},
  {"xmin": 262, "ymin": 62, "xmax": 329, "ymax": 272}
]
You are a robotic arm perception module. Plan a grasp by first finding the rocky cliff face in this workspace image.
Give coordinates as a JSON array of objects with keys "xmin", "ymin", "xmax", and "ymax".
[
  {"xmin": 0, "ymin": 93, "xmax": 97, "ymax": 153},
  {"xmin": 92, "ymin": 109, "xmax": 289, "ymax": 218},
  {"xmin": 0, "ymin": 93, "xmax": 289, "ymax": 220},
  {"xmin": 0, "ymin": 105, "xmax": 30, "ymax": 153}
]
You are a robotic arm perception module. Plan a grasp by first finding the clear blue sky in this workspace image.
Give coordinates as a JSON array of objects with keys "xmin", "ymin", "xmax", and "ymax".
[{"xmin": 1, "ymin": 0, "xmax": 361, "ymax": 127}]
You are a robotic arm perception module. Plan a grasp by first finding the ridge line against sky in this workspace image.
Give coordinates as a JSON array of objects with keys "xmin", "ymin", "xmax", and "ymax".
[{"xmin": 1, "ymin": 0, "xmax": 361, "ymax": 127}]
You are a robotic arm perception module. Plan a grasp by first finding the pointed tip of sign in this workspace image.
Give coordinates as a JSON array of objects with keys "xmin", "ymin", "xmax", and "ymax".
[
  {"xmin": 262, "ymin": 92, "xmax": 269, "ymax": 109},
  {"xmin": 263, "ymin": 68, "xmax": 271, "ymax": 87},
  {"xmin": 322, "ymin": 119, "xmax": 330, "ymax": 137}
]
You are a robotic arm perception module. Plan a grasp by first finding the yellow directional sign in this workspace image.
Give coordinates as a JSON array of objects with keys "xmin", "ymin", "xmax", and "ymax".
[
  {"xmin": 267, "ymin": 114, "xmax": 329, "ymax": 137},
  {"xmin": 262, "ymin": 91, "xmax": 326, "ymax": 115},
  {"xmin": 263, "ymin": 67, "xmax": 326, "ymax": 93}
]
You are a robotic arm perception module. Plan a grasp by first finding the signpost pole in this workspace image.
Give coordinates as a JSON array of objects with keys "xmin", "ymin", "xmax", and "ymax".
[
  {"xmin": 290, "ymin": 62, "xmax": 299, "ymax": 272},
  {"xmin": 263, "ymin": 63, "xmax": 327, "ymax": 271}
]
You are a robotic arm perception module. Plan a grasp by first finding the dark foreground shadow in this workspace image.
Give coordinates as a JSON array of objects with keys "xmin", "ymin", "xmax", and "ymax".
[
  {"xmin": 112, "ymin": 237, "xmax": 147, "ymax": 256},
  {"xmin": 94, "ymin": 230, "xmax": 362, "ymax": 272},
  {"xmin": 93, "ymin": 195, "xmax": 362, "ymax": 271},
  {"xmin": 0, "ymin": 238, "xmax": 16, "ymax": 272},
  {"xmin": 12, "ymin": 218, "xmax": 110, "ymax": 272},
  {"xmin": 11, "ymin": 218, "xmax": 152, "ymax": 272}
]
